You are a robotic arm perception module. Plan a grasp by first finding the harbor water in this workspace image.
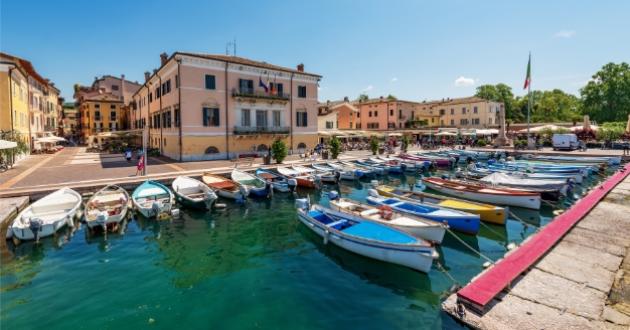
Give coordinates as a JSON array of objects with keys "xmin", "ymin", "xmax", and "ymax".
[{"xmin": 0, "ymin": 171, "xmax": 605, "ymax": 329}]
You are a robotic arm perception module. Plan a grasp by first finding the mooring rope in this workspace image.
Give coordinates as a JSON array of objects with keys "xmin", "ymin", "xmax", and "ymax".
[
  {"xmin": 478, "ymin": 220, "xmax": 505, "ymax": 241},
  {"xmin": 445, "ymin": 228, "xmax": 495, "ymax": 265},
  {"xmin": 508, "ymin": 210, "xmax": 539, "ymax": 230},
  {"xmin": 435, "ymin": 260, "xmax": 460, "ymax": 287}
]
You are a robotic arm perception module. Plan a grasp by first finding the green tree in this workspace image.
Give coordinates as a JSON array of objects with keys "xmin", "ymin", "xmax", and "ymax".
[
  {"xmin": 581, "ymin": 62, "xmax": 630, "ymax": 123},
  {"xmin": 0, "ymin": 131, "xmax": 29, "ymax": 167},
  {"xmin": 271, "ymin": 139, "xmax": 287, "ymax": 164},
  {"xmin": 475, "ymin": 84, "xmax": 499, "ymax": 101},
  {"xmin": 369, "ymin": 136, "xmax": 379, "ymax": 155},
  {"xmin": 476, "ymin": 83, "xmax": 516, "ymax": 121},
  {"xmin": 386, "ymin": 94, "xmax": 397, "ymax": 100},
  {"xmin": 357, "ymin": 94, "xmax": 369, "ymax": 102},
  {"xmin": 400, "ymin": 134, "xmax": 410, "ymax": 152},
  {"xmin": 530, "ymin": 89, "xmax": 582, "ymax": 123},
  {"xmin": 328, "ymin": 136, "xmax": 341, "ymax": 159}
]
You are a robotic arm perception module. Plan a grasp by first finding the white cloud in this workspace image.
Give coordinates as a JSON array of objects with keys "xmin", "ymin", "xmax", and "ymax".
[
  {"xmin": 390, "ymin": 77, "xmax": 398, "ymax": 83},
  {"xmin": 362, "ymin": 85, "xmax": 374, "ymax": 92},
  {"xmin": 554, "ymin": 30, "xmax": 576, "ymax": 38},
  {"xmin": 454, "ymin": 76, "xmax": 476, "ymax": 87}
]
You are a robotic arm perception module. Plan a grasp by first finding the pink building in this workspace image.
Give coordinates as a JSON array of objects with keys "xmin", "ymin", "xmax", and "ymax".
[{"xmin": 131, "ymin": 52, "xmax": 321, "ymax": 161}]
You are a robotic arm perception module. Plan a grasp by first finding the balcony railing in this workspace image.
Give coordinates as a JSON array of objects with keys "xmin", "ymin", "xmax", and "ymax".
[
  {"xmin": 232, "ymin": 88, "xmax": 290, "ymax": 101},
  {"xmin": 234, "ymin": 126, "xmax": 290, "ymax": 135}
]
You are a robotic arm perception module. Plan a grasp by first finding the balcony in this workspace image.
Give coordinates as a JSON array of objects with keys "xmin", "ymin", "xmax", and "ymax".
[
  {"xmin": 232, "ymin": 88, "xmax": 290, "ymax": 102},
  {"xmin": 233, "ymin": 126, "xmax": 290, "ymax": 135}
]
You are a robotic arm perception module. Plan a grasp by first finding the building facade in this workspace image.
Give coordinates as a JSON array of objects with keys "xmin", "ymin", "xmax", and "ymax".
[
  {"xmin": 0, "ymin": 60, "xmax": 30, "ymax": 146},
  {"xmin": 131, "ymin": 52, "xmax": 321, "ymax": 161},
  {"xmin": 420, "ymin": 96, "xmax": 502, "ymax": 128},
  {"xmin": 61, "ymin": 102, "xmax": 79, "ymax": 138}
]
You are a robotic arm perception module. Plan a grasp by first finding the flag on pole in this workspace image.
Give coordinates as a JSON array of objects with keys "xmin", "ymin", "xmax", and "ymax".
[
  {"xmin": 523, "ymin": 53, "xmax": 531, "ymax": 90},
  {"xmin": 258, "ymin": 77, "xmax": 269, "ymax": 93}
]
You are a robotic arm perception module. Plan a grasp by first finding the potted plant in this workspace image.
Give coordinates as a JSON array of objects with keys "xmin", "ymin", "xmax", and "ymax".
[
  {"xmin": 329, "ymin": 136, "xmax": 341, "ymax": 159},
  {"xmin": 401, "ymin": 134, "xmax": 410, "ymax": 152},
  {"xmin": 271, "ymin": 139, "xmax": 287, "ymax": 164},
  {"xmin": 370, "ymin": 136, "xmax": 379, "ymax": 155}
]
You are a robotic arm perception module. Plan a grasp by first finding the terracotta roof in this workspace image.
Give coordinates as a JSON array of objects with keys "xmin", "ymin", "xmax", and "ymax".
[
  {"xmin": 176, "ymin": 52, "xmax": 322, "ymax": 77},
  {"xmin": 0, "ymin": 52, "xmax": 49, "ymax": 86},
  {"xmin": 83, "ymin": 93, "xmax": 123, "ymax": 102}
]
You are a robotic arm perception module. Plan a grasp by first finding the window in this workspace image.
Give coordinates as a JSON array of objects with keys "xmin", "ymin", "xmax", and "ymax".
[
  {"xmin": 109, "ymin": 122, "xmax": 113, "ymax": 130},
  {"xmin": 241, "ymin": 109, "xmax": 251, "ymax": 127},
  {"xmin": 239, "ymin": 79, "xmax": 253, "ymax": 93},
  {"xmin": 450, "ymin": 108, "xmax": 454, "ymax": 115},
  {"xmin": 110, "ymin": 104, "xmax": 116, "ymax": 110},
  {"xmin": 367, "ymin": 123, "xmax": 379, "ymax": 129},
  {"xmin": 374, "ymin": 111, "xmax": 378, "ymax": 116},
  {"xmin": 488, "ymin": 118, "xmax": 493, "ymax": 124},
  {"xmin": 473, "ymin": 106, "xmax": 478, "ymax": 114},
  {"xmin": 205, "ymin": 146, "xmax": 219, "ymax": 154},
  {"xmin": 472, "ymin": 118, "xmax": 480, "ymax": 125},
  {"xmin": 95, "ymin": 104, "xmax": 100, "ymax": 109},
  {"xmin": 398, "ymin": 110, "xmax": 402, "ymax": 119},
  {"xmin": 166, "ymin": 79, "xmax": 171, "ymax": 94},
  {"xmin": 298, "ymin": 85, "xmax": 307, "ymax": 98},
  {"xmin": 111, "ymin": 85, "xmax": 119, "ymax": 91},
  {"xmin": 110, "ymin": 111, "xmax": 116, "ymax": 121},
  {"xmin": 450, "ymin": 119, "xmax": 454, "ymax": 126},
  {"xmin": 440, "ymin": 109, "xmax": 445, "ymax": 115},
  {"xmin": 325, "ymin": 121, "xmax": 334, "ymax": 129},
  {"xmin": 272, "ymin": 111, "xmax": 281, "ymax": 127},
  {"xmin": 94, "ymin": 111, "xmax": 101, "ymax": 121},
  {"xmin": 297, "ymin": 143, "xmax": 307, "ymax": 150},
  {"xmin": 202, "ymin": 107, "xmax": 220, "ymax": 126},
  {"xmin": 149, "ymin": 92, "xmax": 153, "ymax": 103},
  {"xmin": 156, "ymin": 87, "xmax": 161, "ymax": 98},
  {"xmin": 411, "ymin": 111, "xmax": 415, "ymax": 119},
  {"xmin": 175, "ymin": 75, "xmax": 179, "ymax": 88},
  {"xmin": 461, "ymin": 107, "xmax": 466, "ymax": 114},
  {"xmin": 369, "ymin": 111, "xmax": 372, "ymax": 117},
  {"xmin": 270, "ymin": 83, "xmax": 283, "ymax": 95},
  {"xmin": 175, "ymin": 108, "xmax": 180, "ymax": 127},
  {"xmin": 460, "ymin": 118, "xmax": 469, "ymax": 125},
  {"xmin": 205, "ymin": 75, "xmax": 216, "ymax": 90},
  {"xmin": 256, "ymin": 110, "xmax": 267, "ymax": 127},
  {"xmin": 390, "ymin": 109, "xmax": 394, "ymax": 116},
  {"xmin": 296, "ymin": 111, "xmax": 308, "ymax": 127},
  {"xmin": 162, "ymin": 112, "xmax": 167, "ymax": 128}
]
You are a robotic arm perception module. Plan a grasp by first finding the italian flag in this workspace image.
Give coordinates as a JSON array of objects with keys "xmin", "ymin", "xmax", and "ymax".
[{"xmin": 523, "ymin": 53, "xmax": 531, "ymax": 90}]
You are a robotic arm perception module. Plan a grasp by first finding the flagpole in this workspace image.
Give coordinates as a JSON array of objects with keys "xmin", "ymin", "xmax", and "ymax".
[{"xmin": 526, "ymin": 52, "xmax": 532, "ymax": 149}]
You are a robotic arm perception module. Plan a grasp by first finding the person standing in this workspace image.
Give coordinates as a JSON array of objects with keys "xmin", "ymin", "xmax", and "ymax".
[{"xmin": 135, "ymin": 155, "xmax": 145, "ymax": 176}]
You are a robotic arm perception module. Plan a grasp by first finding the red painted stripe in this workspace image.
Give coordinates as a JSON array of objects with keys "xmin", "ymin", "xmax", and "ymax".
[{"xmin": 456, "ymin": 163, "xmax": 630, "ymax": 310}]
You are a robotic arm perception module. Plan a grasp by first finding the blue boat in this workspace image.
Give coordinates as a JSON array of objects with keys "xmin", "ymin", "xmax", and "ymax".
[
  {"xmin": 366, "ymin": 191, "xmax": 480, "ymax": 234},
  {"xmin": 131, "ymin": 180, "xmax": 174, "ymax": 218},
  {"xmin": 255, "ymin": 168, "xmax": 294, "ymax": 193}
]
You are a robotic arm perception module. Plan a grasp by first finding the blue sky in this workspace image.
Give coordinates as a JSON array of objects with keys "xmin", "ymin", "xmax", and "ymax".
[{"xmin": 2, "ymin": 0, "xmax": 629, "ymax": 101}]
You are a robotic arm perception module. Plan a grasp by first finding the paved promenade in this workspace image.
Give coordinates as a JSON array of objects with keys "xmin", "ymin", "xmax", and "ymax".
[{"xmin": 442, "ymin": 172, "xmax": 630, "ymax": 329}]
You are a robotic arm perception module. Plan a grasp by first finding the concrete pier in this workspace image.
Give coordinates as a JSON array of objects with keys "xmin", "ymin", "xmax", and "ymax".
[{"xmin": 442, "ymin": 174, "xmax": 630, "ymax": 329}]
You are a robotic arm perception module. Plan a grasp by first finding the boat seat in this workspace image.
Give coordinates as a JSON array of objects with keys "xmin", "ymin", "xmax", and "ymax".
[{"xmin": 31, "ymin": 199, "xmax": 77, "ymax": 214}]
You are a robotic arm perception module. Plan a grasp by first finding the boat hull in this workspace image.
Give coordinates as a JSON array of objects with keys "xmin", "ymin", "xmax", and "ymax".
[{"xmin": 423, "ymin": 180, "xmax": 541, "ymax": 210}]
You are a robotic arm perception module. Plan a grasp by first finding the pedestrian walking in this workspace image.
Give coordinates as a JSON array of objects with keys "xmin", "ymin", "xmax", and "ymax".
[
  {"xmin": 135, "ymin": 155, "xmax": 145, "ymax": 176},
  {"xmin": 125, "ymin": 149, "xmax": 132, "ymax": 162}
]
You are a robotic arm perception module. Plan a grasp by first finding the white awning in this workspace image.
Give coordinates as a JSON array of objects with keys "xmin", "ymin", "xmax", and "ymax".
[
  {"xmin": 0, "ymin": 139, "xmax": 18, "ymax": 150},
  {"xmin": 435, "ymin": 131, "xmax": 456, "ymax": 136}
]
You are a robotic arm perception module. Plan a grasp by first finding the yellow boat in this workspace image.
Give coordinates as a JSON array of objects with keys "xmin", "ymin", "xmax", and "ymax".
[{"xmin": 375, "ymin": 185, "xmax": 507, "ymax": 225}]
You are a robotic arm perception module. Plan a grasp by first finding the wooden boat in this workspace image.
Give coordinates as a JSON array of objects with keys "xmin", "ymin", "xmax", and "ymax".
[
  {"xmin": 202, "ymin": 173, "xmax": 247, "ymax": 200},
  {"xmin": 366, "ymin": 190, "xmax": 480, "ymax": 234},
  {"xmin": 10, "ymin": 188, "xmax": 82, "ymax": 241},
  {"xmin": 385, "ymin": 155, "xmax": 427, "ymax": 172},
  {"xmin": 131, "ymin": 180, "xmax": 174, "ymax": 218},
  {"xmin": 523, "ymin": 154, "xmax": 621, "ymax": 166},
  {"xmin": 296, "ymin": 202, "xmax": 438, "ymax": 273},
  {"xmin": 328, "ymin": 198, "xmax": 446, "ymax": 243},
  {"xmin": 327, "ymin": 163, "xmax": 364, "ymax": 180},
  {"xmin": 366, "ymin": 158, "xmax": 403, "ymax": 173},
  {"xmin": 375, "ymin": 185, "xmax": 506, "ymax": 225},
  {"xmin": 231, "ymin": 169, "xmax": 271, "ymax": 198},
  {"xmin": 467, "ymin": 166, "xmax": 583, "ymax": 184},
  {"xmin": 85, "ymin": 185, "xmax": 130, "ymax": 232},
  {"xmin": 347, "ymin": 161, "xmax": 385, "ymax": 175},
  {"xmin": 487, "ymin": 163, "xmax": 588, "ymax": 177},
  {"xmin": 423, "ymin": 177, "xmax": 541, "ymax": 210},
  {"xmin": 338, "ymin": 161, "xmax": 376, "ymax": 176},
  {"xmin": 479, "ymin": 172, "xmax": 568, "ymax": 193},
  {"xmin": 293, "ymin": 165, "xmax": 337, "ymax": 183},
  {"xmin": 172, "ymin": 176, "xmax": 218, "ymax": 209},
  {"xmin": 277, "ymin": 166, "xmax": 318, "ymax": 188},
  {"xmin": 255, "ymin": 168, "xmax": 294, "ymax": 192}
]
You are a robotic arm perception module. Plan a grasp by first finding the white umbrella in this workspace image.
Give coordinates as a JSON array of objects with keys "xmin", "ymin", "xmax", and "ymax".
[
  {"xmin": 435, "ymin": 131, "xmax": 456, "ymax": 136},
  {"xmin": 0, "ymin": 139, "xmax": 18, "ymax": 150}
]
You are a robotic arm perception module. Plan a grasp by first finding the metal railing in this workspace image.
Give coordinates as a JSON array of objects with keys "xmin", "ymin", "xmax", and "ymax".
[
  {"xmin": 233, "ymin": 125, "xmax": 290, "ymax": 135},
  {"xmin": 231, "ymin": 88, "xmax": 290, "ymax": 101}
]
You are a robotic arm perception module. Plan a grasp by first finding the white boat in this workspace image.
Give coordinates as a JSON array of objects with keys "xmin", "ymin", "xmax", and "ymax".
[
  {"xmin": 131, "ymin": 180, "xmax": 175, "ymax": 218},
  {"xmin": 277, "ymin": 166, "xmax": 318, "ymax": 188},
  {"xmin": 11, "ymin": 188, "xmax": 82, "ymax": 241},
  {"xmin": 85, "ymin": 185, "xmax": 130, "ymax": 232},
  {"xmin": 328, "ymin": 198, "xmax": 446, "ymax": 244},
  {"xmin": 380, "ymin": 155, "xmax": 422, "ymax": 172},
  {"xmin": 345, "ymin": 161, "xmax": 385, "ymax": 175},
  {"xmin": 479, "ymin": 172, "xmax": 568, "ymax": 193},
  {"xmin": 172, "ymin": 176, "xmax": 218, "ymax": 209},
  {"xmin": 202, "ymin": 173, "xmax": 248, "ymax": 200},
  {"xmin": 296, "ymin": 201, "xmax": 438, "ymax": 273},
  {"xmin": 328, "ymin": 162, "xmax": 364, "ymax": 180},
  {"xmin": 423, "ymin": 177, "xmax": 541, "ymax": 210},
  {"xmin": 231, "ymin": 169, "xmax": 272, "ymax": 198},
  {"xmin": 292, "ymin": 165, "xmax": 337, "ymax": 183}
]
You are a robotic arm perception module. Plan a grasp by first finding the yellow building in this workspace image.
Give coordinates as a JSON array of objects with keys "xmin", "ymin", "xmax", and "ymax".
[
  {"xmin": 0, "ymin": 55, "xmax": 32, "ymax": 150},
  {"xmin": 79, "ymin": 94, "xmax": 126, "ymax": 137},
  {"xmin": 418, "ymin": 96, "xmax": 503, "ymax": 128}
]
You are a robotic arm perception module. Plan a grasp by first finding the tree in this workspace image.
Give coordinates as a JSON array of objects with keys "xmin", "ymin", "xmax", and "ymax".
[
  {"xmin": 271, "ymin": 139, "xmax": 287, "ymax": 164},
  {"xmin": 357, "ymin": 94, "xmax": 369, "ymax": 102},
  {"xmin": 400, "ymin": 134, "xmax": 410, "ymax": 152},
  {"xmin": 475, "ymin": 84, "xmax": 499, "ymax": 101},
  {"xmin": 0, "ymin": 130, "xmax": 29, "ymax": 167},
  {"xmin": 531, "ymin": 89, "xmax": 582, "ymax": 123},
  {"xmin": 328, "ymin": 136, "xmax": 341, "ymax": 159},
  {"xmin": 476, "ymin": 83, "xmax": 516, "ymax": 121},
  {"xmin": 386, "ymin": 94, "xmax": 397, "ymax": 100},
  {"xmin": 581, "ymin": 62, "xmax": 630, "ymax": 123},
  {"xmin": 369, "ymin": 136, "xmax": 379, "ymax": 155}
]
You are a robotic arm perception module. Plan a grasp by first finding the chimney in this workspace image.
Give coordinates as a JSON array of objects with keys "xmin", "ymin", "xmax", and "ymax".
[
  {"xmin": 160, "ymin": 52, "xmax": 168, "ymax": 65},
  {"xmin": 379, "ymin": 96, "xmax": 384, "ymax": 101},
  {"xmin": 153, "ymin": 69, "xmax": 158, "ymax": 75},
  {"xmin": 144, "ymin": 71, "xmax": 150, "ymax": 82},
  {"xmin": 343, "ymin": 96, "xmax": 349, "ymax": 102},
  {"xmin": 121, "ymin": 74, "xmax": 126, "ymax": 103},
  {"xmin": 297, "ymin": 63, "xmax": 304, "ymax": 72}
]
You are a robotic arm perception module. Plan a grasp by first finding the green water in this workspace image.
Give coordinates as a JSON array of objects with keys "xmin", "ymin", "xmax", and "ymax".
[{"xmin": 0, "ymin": 172, "xmax": 602, "ymax": 329}]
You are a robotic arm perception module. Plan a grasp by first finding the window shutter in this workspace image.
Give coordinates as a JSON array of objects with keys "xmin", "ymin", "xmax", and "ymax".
[{"xmin": 202, "ymin": 108, "xmax": 208, "ymax": 126}]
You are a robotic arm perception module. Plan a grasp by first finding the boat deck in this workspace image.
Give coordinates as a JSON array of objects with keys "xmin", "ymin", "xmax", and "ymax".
[{"xmin": 442, "ymin": 163, "xmax": 630, "ymax": 329}]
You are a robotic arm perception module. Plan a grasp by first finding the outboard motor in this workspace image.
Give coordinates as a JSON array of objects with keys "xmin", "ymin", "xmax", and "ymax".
[
  {"xmin": 367, "ymin": 188, "xmax": 379, "ymax": 198},
  {"xmin": 29, "ymin": 218, "xmax": 43, "ymax": 242},
  {"xmin": 151, "ymin": 200, "xmax": 163, "ymax": 217},
  {"xmin": 294, "ymin": 198, "xmax": 310, "ymax": 211},
  {"xmin": 414, "ymin": 180, "xmax": 426, "ymax": 191},
  {"xmin": 287, "ymin": 178, "xmax": 298, "ymax": 188},
  {"xmin": 328, "ymin": 190, "xmax": 339, "ymax": 201},
  {"xmin": 205, "ymin": 190, "xmax": 218, "ymax": 209}
]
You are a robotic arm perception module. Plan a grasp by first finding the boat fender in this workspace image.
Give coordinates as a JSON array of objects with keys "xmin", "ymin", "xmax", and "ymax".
[
  {"xmin": 367, "ymin": 189, "xmax": 379, "ymax": 198},
  {"xmin": 441, "ymin": 174, "xmax": 448, "ymax": 180},
  {"xmin": 214, "ymin": 203, "xmax": 227, "ymax": 209},
  {"xmin": 482, "ymin": 261, "xmax": 492, "ymax": 268},
  {"xmin": 370, "ymin": 180, "xmax": 379, "ymax": 187},
  {"xmin": 287, "ymin": 178, "xmax": 298, "ymax": 187},
  {"xmin": 294, "ymin": 198, "xmax": 309, "ymax": 210},
  {"xmin": 328, "ymin": 191, "xmax": 339, "ymax": 201}
]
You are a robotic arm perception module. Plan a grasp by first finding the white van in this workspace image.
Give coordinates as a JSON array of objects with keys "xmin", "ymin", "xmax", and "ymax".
[{"xmin": 552, "ymin": 133, "xmax": 579, "ymax": 151}]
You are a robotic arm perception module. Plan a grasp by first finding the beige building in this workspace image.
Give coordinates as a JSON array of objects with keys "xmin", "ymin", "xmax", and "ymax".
[
  {"xmin": 419, "ymin": 96, "xmax": 503, "ymax": 128},
  {"xmin": 131, "ymin": 52, "xmax": 321, "ymax": 161}
]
